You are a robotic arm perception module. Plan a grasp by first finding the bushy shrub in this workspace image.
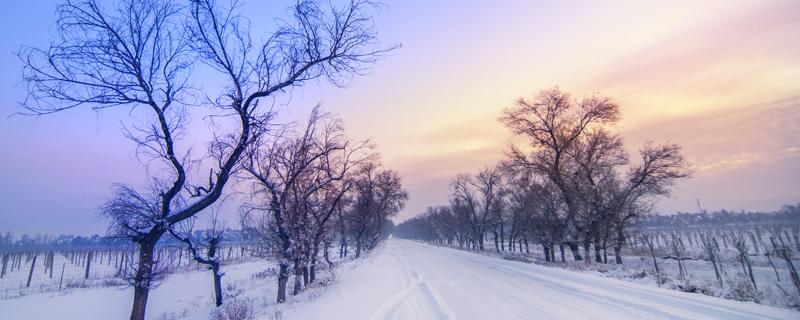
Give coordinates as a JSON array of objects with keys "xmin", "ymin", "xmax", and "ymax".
[
  {"xmin": 209, "ymin": 296, "xmax": 255, "ymax": 320},
  {"xmin": 209, "ymin": 284, "xmax": 255, "ymax": 320},
  {"xmin": 725, "ymin": 277, "xmax": 762, "ymax": 303}
]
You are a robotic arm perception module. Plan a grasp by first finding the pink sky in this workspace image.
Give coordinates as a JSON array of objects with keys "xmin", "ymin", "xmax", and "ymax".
[{"xmin": 1, "ymin": 0, "xmax": 798, "ymax": 234}]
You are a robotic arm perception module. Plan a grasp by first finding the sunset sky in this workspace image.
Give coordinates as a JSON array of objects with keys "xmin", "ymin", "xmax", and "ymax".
[{"xmin": 1, "ymin": 0, "xmax": 798, "ymax": 235}]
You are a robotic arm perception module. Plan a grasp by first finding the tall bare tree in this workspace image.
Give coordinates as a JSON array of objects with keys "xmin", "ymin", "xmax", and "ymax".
[
  {"xmin": 500, "ymin": 87, "xmax": 619, "ymax": 260},
  {"xmin": 19, "ymin": 0, "xmax": 393, "ymax": 318},
  {"xmin": 241, "ymin": 107, "xmax": 370, "ymax": 303},
  {"xmin": 607, "ymin": 143, "xmax": 691, "ymax": 264},
  {"xmin": 449, "ymin": 166, "xmax": 503, "ymax": 251},
  {"xmin": 348, "ymin": 161, "xmax": 408, "ymax": 256},
  {"xmin": 570, "ymin": 129, "xmax": 628, "ymax": 262}
]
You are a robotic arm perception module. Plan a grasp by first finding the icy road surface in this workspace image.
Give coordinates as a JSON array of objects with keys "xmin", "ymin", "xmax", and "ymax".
[{"xmin": 286, "ymin": 239, "xmax": 799, "ymax": 320}]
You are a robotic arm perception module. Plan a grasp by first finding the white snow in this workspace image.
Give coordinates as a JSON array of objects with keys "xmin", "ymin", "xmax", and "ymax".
[
  {"xmin": 285, "ymin": 239, "xmax": 799, "ymax": 320},
  {"xmin": 2, "ymin": 239, "xmax": 799, "ymax": 319}
]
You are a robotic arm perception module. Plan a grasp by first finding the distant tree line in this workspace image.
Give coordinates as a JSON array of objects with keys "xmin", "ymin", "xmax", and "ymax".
[
  {"xmin": 0, "ymin": 229, "xmax": 257, "ymax": 251},
  {"xmin": 634, "ymin": 204, "xmax": 800, "ymax": 229}
]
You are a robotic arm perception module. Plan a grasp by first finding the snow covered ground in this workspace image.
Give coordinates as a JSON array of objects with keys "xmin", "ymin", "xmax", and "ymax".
[
  {"xmin": 3, "ymin": 239, "xmax": 799, "ymax": 319},
  {"xmin": 285, "ymin": 239, "xmax": 800, "ymax": 320}
]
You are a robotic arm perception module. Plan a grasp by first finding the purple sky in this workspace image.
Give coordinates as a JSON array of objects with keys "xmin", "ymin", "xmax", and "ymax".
[{"xmin": 1, "ymin": 0, "xmax": 799, "ymax": 235}]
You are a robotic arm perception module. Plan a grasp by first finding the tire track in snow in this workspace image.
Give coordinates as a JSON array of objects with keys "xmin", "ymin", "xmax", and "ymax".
[
  {"xmin": 284, "ymin": 240, "xmax": 800, "ymax": 320},
  {"xmin": 368, "ymin": 250, "xmax": 451, "ymax": 320}
]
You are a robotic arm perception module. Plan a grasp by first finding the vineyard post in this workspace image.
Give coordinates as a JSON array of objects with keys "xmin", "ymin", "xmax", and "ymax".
[
  {"xmin": 0, "ymin": 253, "xmax": 8, "ymax": 278},
  {"xmin": 84, "ymin": 251, "xmax": 92, "ymax": 279},
  {"xmin": 58, "ymin": 263, "xmax": 65, "ymax": 291},
  {"xmin": 26, "ymin": 253, "xmax": 37, "ymax": 287}
]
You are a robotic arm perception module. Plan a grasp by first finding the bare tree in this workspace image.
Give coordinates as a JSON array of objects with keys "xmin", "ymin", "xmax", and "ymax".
[
  {"xmin": 570, "ymin": 129, "xmax": 627, "ymax": 263},
  {"xmin": 241, "ymin": 107, "xmax": 370, "ymax": 303},
  {"xmin": 770, "ymin": 235, "xmax": 800, "ymax": 295},
  {"xmin": 348, "ymin": 161, "xmax": 408, "ymax": 256},
  {"xmin": 500, "ymin": 87, "xmax": 620, "ymax": 260},
  {"xmin": 449, "ymin": 167, "xmax": 502, "ymax": 251},
  {"xmin": 607, "ymin": 143, "xmax": 691, "ymax": 264},
  {"xmin": 20, "ymin": 0, "xmax": 393, "ymax": 318},
  {"xmin": 640, "ymin": 234, "xmax": 660, "ymax": 273},
  {"xmin": 731, "ymin": 233, "xmax": 757, "ymax": 290},
  {"xmin": 398, "ymin": 88, "xmax": 689, "ymax": 268},
  {"xmin": 700, "ymin": 234, "xmax": 723, "ymax": 287}
]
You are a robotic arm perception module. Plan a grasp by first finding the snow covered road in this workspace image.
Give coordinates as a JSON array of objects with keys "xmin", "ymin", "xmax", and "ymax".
[
  {"xmin": 285, "ymin": 239, "xmax": 800, "ymax": 320},
  {"xmin": 3, "ymin": 239, "xmax": 799, "ymax": 319}
]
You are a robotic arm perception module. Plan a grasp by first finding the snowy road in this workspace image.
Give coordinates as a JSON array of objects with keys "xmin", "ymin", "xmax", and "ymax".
[{"xmin": 286, "ymin": 239, "xmax": 800, "ymax": 320}]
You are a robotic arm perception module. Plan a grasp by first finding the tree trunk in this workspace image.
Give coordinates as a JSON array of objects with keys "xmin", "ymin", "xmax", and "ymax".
[
  {"xmin": 212, "ymin": 265, "xmax": 223, "ymax": 307},
  {"xmin": 130, "ymin": 232, "xmax": 161, "ymax": 320},
  {"xmin": 499, "ymin": 227, "xmax": 505, "ymax": 252},
  {"xmin": 567, "ymin": 241, "xmax": 582, "ymax": 261},
  {"xmin": 543, "ymin": 244, "xmax": 550, "ymax": 262},
  {"xmin": 292, "ymin": 259, "xmax": 302, "ymax": 295},
  {"xmin": 276, "ymin": 263, "xmax": 289, "ymax": 303},
  {"xmin": 323, "ymin": 241, "xmax": 334, "ymax": 267},
  {"xmin": 302, "ymin": 265, "xmax": 309, "ymax": 286},
  {"xmin": 524, "ymin": 238, "xmax": 529, "ymax": 254},
  {"xmin": 559, "ymin": 243, "xmax": 566, "ymax": 262},
  {"xmin": 583, "ymin": 236, "xmax": 591, "ymax": 264},
  {"xmin": 593, "ymin": 226, "xmax": 602, "ymax": 263},
  {"xmin": 615, "ymin": 227, "xmax": 625, "ymax": 265}
]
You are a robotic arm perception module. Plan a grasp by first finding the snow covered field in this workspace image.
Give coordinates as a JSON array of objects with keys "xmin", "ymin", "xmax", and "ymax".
[{"xmin": 2, "ymin": 239, "xmax": 799, "ymax": 319}]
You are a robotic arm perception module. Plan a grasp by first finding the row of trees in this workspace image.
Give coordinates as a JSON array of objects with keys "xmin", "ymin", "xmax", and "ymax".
[
  {"xmin": 239, "ymin": 107, "xmax": 407, "ymax": 303},
  {"xmin": 396, "ymin": 88, "xmax": 692, "ymax": 265},
  {"xmin": 19, "ymin": 0, "xmax": 396, "ymax": 319}
]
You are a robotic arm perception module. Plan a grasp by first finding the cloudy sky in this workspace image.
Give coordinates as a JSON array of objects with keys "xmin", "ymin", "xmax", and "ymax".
[{"xmin": 1, "ymin": 0, "xmax": 798, "ymax": 235}]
